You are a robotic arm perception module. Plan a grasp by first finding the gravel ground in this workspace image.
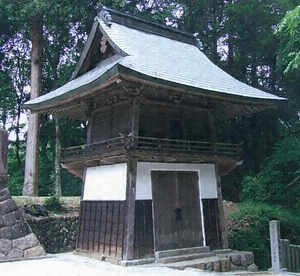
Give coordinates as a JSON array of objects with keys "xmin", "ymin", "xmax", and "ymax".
[{"xmin": 0, "ymin": 253, "xmax": 292, "ymax": 276}]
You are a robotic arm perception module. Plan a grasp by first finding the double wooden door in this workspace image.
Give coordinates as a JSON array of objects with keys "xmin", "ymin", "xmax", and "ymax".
[{"xmin": 151, "ymin": 171, "xmax": 203, "ymax": 251}]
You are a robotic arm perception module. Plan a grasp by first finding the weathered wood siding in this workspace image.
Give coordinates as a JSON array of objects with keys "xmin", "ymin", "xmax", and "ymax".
[
  {"xmin": 139, "ymin": 104, "xmax": 210, "ymax": 141},
  {"xmin": 151, "ymin": 171, "xmax": 203, "ymax": 251},
  {"xmin": 76, "ymin": 201, "xmax": 125, "ymax": 258},
  {"xmin": 202, "ymin": 198, "xmax": 221, "ymax": 249},
  {"xmin": 134, "ymin": 200, "xmax": 154, "ymax": 259},
  {"xmin": 90, "ymin": 105, "xmax": 130, "ymax": 143}
]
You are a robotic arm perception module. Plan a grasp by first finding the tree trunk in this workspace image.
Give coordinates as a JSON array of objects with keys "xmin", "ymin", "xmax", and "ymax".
[
  {"xmin": 0, "ymin": 129, "xmax": 8, "ymax": 190},
  {"xmin": 23, "ymin": 14, "xmax": 43, "ymax": 196},
  {"xmin": 54, "ymin": 116, "xmax": 62, "ymax": 196}
]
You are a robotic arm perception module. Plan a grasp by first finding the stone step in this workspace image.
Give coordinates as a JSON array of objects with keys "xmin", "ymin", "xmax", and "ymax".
[
  {"xmin": 155, "ymin": 246, "xmax": 210, "ymax": 259},
  {"xmin": 164, "ymin": 255, "xmax": 222, "ymax": 270},
  {"xmin": 157, "ymin": 251, "xmax": 215, "ymax": 264},
  {"xmin": 163, "ymin": 251, "xmax": 258, "ymax": 273}
]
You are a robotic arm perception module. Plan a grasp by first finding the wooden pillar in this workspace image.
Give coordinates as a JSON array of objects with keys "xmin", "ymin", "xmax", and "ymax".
[
  {"xmin": 208, "ymin": 110, "xmax": 217, "ymax": 142},
  {"xmin": 0, "ymin": 130, "xmax": 8, "ymax": 190},
  {"xmin": 215, "ymin": 164, "xmax": 229, "ymax": 249},
  {"xmin": 123, "ymin": 157, "xmax": 137, "ymax": 260},
  {"xmin": 130, "ymin": 98, "xmax": 140, "ymax": 146}
]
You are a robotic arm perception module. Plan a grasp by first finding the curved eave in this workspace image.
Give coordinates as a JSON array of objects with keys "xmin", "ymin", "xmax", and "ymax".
[
  {"xmin": 118, "ymin": 64, "xmax": 287, "ymax": 105},
  {"xmin": 23, "ymin": 57, "xmax": 123, "ymax": 113}
]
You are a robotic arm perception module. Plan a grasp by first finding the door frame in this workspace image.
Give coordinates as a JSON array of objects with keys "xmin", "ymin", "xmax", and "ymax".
[
  {"xmin": 135, "ymin": 162, "xmax": 219, "ymax": 250},
  {"xmin": 151, "ymin": 170, "xmax": 203, "ymax": 251}
]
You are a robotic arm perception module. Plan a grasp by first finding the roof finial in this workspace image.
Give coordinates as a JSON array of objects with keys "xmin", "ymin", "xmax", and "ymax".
[
  {"xmin": 98, "ymin": 7, "xmax": 112, "ymax": 27},
  {"xmin": 193, "ymin": 33, "xmax": 204, "ymax": 51}
]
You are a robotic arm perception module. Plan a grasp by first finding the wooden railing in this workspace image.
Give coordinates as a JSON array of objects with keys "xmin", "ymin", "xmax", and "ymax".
[{"xmin": 62, "ymin": 136, "xmax": 242, "ymax": 160}]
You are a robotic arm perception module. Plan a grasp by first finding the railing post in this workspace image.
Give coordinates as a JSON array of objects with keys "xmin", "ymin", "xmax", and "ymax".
[
  {"xmin": 291, "ymin": 245, "xmax": 296, "ymax": 271},
  {"xmin": 283, "ymin": 239, "xmax": 291, "ymax": 271},
  {"xmin": 296, "ymin": 245, "xmax": 300, "ymax": 271},
  {"xmin": 269, "ymin": 220, "xmax": 285, "ymax": 271}
]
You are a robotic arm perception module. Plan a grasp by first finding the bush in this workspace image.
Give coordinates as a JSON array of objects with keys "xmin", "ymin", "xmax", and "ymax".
[
  {"xmin": 241, "ymin": 135, "xmax": 300, "ymax": 209},
  {"xmin": 44, "ymin": 195, "xmax": 65, "ymax": 213},
  {"xmin": 228, "ymin": 201, "xmax": 300, "ymax": 270}
]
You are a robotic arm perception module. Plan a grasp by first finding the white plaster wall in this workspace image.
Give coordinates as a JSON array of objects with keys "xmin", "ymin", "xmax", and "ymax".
[
  {"xmin": 136, "ymin": 162, "xmax": 217, "ymax": 200},
  {"xmin": 83, "ymin": 163, "xmax": 127, "ymax": 201},
  {"xmin": 198, "ymin": 164, "xmax": 218, "ymax": 199}
]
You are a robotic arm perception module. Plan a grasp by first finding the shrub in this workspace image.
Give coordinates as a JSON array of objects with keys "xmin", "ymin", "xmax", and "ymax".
[
  {"xmin": 44, "ymin": 195, "xmax": 65, "ymax": 213},
  {"xmin": 228, "ymin": 201, "xmax": 300, "ymax": 270}
]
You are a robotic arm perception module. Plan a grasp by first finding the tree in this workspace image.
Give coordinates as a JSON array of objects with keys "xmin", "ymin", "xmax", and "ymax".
[
  {"xmin": 23, "ymin": 10, "xmax": 43, "ymax": 196},
  {"xmin": 276, "ymin": 5, "xmax": 300, "ymax": 74}
]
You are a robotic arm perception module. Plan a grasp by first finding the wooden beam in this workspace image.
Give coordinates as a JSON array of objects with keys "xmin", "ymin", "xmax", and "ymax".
[
  {"xmin": 123, "ymin": 157, "xmax": 137, "ymax": 260},
  {"xmin": 0, "ymin": 129, "xmax": 8, "ymax": 189}
]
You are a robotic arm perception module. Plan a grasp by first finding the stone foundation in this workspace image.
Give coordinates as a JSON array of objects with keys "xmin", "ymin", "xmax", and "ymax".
[
  {"xmin": 0, "ymin": 188, "xmax": 45, "ymax": 260},
  {"xmin": 26, "ymin": 215, "xmax": 79, "ymax": 253}
]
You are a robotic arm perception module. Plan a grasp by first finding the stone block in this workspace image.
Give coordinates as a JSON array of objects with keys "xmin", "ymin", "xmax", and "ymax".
[
  {"xmin": 24, "ymin": 245, "xmax": 45, "ymax": 258},
  {"xmin": 247, "ymin": 263, "xmax": 258, "ymax": 272},
  {"xmin": 3, "ymin": 212, "xmax": 17, "ymax": 227},
  {"xmin": 240, "ymin": 253, "xmax": 247, "ymax": 267},
  {"xmin": 0, "ymin": 238, "xmax": 12, "ymax": 255},
  {"xmin": 213, "ymin": 260, "xmax": 221, "ymax": 272},
  {"xmin": 0, "ymin": 226, "xmax": 12, "ymax": 239},
  {"xmin": 25, "ymin": 233, "xmax": 39, "ymax": 247},
  {"xmin": 194, "ymin": 263, "xmax": 206, "ymax": 270},
  {"xmin": 206, "ymin": 261, "xmax": 213, "ymax": 271},
  {"xmin": 230, "ymin": 263, "xmax": 238, "ymax": 271},
  {"xmin": 6, "ymin": 248, "xmax": 23, "ymax": 259},
  {"xmin": 0, "ymin": 198, "xmax": 18, "ymax": 215},
  {"xmin": 13, "ymin": 237, "xmax": 27, "ymax": 250},
  {"xmin": 11, "ymin": 222, "xmax": 31, "ymax": 239},
  {"xmin": 230, "ymin": 254, "xmax": 241, "ymax": 266},
  {"xmin": 0, "ymin": 188, "xmax": 10, "ymax": 202},
  {"xmin": 220, "ymin": 258, "xmax": 230, "ymax": 272},
  {"xmin": 0, "ymin": 216, "xmax": 4, "ymax": 228},
  {"xmin": 244, "ymin": 252, "xmax": 254, "ymax": 265},
  {"xmin": 0, "ymin": 252, "xmax": 5, "ymax": 258}
]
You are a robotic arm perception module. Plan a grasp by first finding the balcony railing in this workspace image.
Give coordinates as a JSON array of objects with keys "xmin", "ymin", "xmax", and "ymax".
[{"xmin": 62, "ymin": 136, "xmax": 242, "ymax": 161}]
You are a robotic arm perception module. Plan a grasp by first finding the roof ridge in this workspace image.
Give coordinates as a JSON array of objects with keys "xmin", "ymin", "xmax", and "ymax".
[{"xmin": 97, "ymin": 7, "xmax": 203, "ymax": 49}]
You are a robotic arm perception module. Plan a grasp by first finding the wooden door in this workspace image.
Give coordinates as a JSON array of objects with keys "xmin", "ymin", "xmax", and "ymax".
[{"xmin": 151, "ymin": 171, "xmax": 203, "ymax": 251}]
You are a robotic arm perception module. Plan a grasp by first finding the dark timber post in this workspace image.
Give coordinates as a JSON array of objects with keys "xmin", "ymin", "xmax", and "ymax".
[
  {"xmin": 0, "ymin": 130, "xmax": 8, "ymax": 190},
  {"xmin": 123, "ymin": 157, "xmax": 137, "ymax": 260},
  {"xmin": 209, "ymin": 111, "xmax": 228, "ymax": 248},
  {"xmin": 130, "ymin": 98, "xmax": 140, "ymax": 146}
]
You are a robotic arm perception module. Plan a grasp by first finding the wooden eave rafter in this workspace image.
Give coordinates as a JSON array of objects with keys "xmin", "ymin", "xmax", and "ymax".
[{"xmin": 33, "ymin": 73, "xmax": 279, "ymax": 121}]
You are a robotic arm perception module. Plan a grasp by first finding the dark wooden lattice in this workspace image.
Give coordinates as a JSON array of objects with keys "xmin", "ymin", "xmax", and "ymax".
[
  {"xmin": 202, "ymin": 198, "xmax": 221, "ymax": 249},
  {"xmin": 133, "ymin": 200, "xmax": 154, "ymax": 259},
  {"xmin": 77, "ymin": 201, "xmax": 125, "ymax": 258}
]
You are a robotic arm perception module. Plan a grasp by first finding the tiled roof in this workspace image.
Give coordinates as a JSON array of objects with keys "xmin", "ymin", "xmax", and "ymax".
[
  {"xmin": 99, "ymin": 17, "xmax": 283, "ymax": 101},
  {"xmin": 23, "ymin": 8, "xmax": 285, "ymax": 112},
  {"xmin": 24, "ymin": 55, "xmax": 122, "ymax": 109}
]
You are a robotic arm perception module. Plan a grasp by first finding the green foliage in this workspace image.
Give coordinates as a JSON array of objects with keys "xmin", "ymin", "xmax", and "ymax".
[
  {"xmin": 241, "ymin": 135, "xmax": 300, "ymax": 208},
  {"xmin": 275, "ymin": 5, "xmax": 300, "ymax": 74},
  {"xmin": 7, "ymin": 142, "xmax": 26, "ymax": 195},
  {"xmin": 228, "ymin": 201, "xmax": 300, "ymax": 270},
  {"xmin": 44, "ymin": 195, "xmax": 64, "ymax": 213}
]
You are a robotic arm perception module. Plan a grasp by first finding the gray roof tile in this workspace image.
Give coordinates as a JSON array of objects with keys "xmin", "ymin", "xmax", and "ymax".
[
  {"xmin": 24, "ymin": 10, "xmax": 285, "ymax": 110},
  {"xmin": 99, "ymin": 19, "xmax": 283, "ymax": 100}
]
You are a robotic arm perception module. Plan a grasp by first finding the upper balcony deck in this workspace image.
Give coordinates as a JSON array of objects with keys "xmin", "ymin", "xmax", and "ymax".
[{"xmin": 62, "ymin": 136, "xmax": 242, "ymax": 164}]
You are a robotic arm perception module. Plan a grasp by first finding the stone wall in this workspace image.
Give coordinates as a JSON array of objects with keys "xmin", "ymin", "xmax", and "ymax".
[
  {"xmin": 0, "ymin": 188, "xmax": 45, "ymax": 260},
  {"xmin": 26, "ymin": 215, "xmax": 79, "ymax": 253}
]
